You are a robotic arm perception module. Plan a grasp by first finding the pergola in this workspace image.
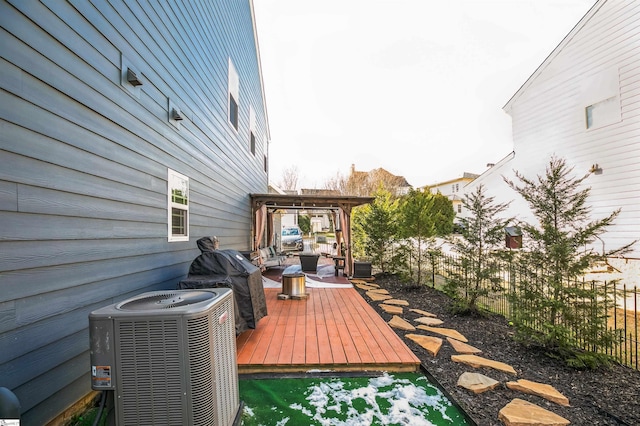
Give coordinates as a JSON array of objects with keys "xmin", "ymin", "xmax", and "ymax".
[{"xmin": 250, "ymin": 193, "xmax": 374, "ymax": 276}]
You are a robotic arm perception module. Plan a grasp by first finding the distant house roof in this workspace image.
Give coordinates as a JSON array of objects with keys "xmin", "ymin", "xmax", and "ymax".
[
  {"xmin": 469, "ymin": 151, "xmax": 516, "ymax": 185},
  {"xmin": 372, "ymin": 168, "xmax": 411, "ymax": 187},
  {"xmin": 268, "ymin": 182, "xmax": 286, "ymax": 194},
  {"xmin": 424, "ymin": 172, "xmax": 480, "ymax": 189},
  {"xmin": 347, "ymin": 164, "xmax": 412, "ymax": 196}
]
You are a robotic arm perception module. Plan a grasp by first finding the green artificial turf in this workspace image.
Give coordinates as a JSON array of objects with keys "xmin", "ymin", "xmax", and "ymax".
[{"xmin": 239, "ymin": 372, "xmax": 469, "ymax": 425}]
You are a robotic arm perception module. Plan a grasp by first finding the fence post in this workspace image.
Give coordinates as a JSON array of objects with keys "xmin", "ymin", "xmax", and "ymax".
[{"xmin": 430, "ymin": 251, "xmax": 436, "ymax": 288}]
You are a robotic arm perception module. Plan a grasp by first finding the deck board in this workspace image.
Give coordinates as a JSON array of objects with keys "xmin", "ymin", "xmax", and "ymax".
[{"xmin": 237, "ymin": 281, "xmax": 420, "ymax": 374}]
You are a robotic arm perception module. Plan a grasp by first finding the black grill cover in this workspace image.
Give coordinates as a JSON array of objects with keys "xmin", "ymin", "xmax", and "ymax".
[{"xmin": 179, "ymin": 237, "xmax": 267, "ymax": 335}]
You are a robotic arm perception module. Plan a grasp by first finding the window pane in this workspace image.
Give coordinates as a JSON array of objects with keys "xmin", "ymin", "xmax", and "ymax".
[
  {"xmin": 172, "ymin": 188, "xmax": 188, "ymax": 205},
  {"xmin": 230, "ymin": 95, "xmax": 238, "ymax": 129},
  {"xmin": 172, "ymin": 208, "xmax": 187, "ymax": 236},
  {"xmin": 250, "ymin": 132, "xmax": 256, "ymax": 154},
  {"xmin": 585, "ymin": 105, "xmax": 594, "ymax": 128}
]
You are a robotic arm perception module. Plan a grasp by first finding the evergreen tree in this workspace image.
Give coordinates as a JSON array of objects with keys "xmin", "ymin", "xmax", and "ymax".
[
  {"xmin": 351, "ymin": 188, "xmax": 399, "ymax": 274},
  {"xmin": 505, "ymin": 157, "xmax": 634, "ymax": 368},
  {"xmin": 398, "ymin": 188, "xmax": 442, "ymax": 285},
  {"xmin": 431, "ymin": 192, "xmax": 456, "ymax": 236},
  {"xmin": 298, "ymin": 214, "xmax": 311, "ymax": 234},
  {"xmin": 443, "ymin": 185, "xmax": 511, "ymax": 314}
]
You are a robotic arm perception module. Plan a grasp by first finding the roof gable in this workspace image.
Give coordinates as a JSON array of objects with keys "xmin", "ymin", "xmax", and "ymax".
[{"xmin": 503, "ymin": 0, "xmax": 605, "ymax": 113}]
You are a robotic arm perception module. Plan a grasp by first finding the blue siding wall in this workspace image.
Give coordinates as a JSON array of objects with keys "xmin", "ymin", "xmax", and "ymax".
[{"xmin": 0, "ymin": 1, "xmax": 268, "ymax": 423}]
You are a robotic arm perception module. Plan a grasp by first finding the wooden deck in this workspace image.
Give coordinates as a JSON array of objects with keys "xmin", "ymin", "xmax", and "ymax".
[{"xmin": 236, "ymin": 273, "xmax": 421, "ymax": 374}]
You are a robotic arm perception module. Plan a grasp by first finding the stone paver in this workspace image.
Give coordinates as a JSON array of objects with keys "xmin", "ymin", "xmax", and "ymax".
[
  {"xmin": 388, "ymin": 315, "xmax": 415, "ymax": 331},
  {"xmin": 366, "ymin": 291, "xmax": 392, "ymax": 301},
  {"xmin": 383, "ymin": 299, "xmax": 410, "ymax": 306},
  {"xmin": 457, "ymin": 372, "xmax": 500, "ymax": 394},
  {"xmin": 405, "ymin": 334, "xmax": 443, "ymax": 357},
  {"xmin": 379, "ymin": 304, "xmax": 403, "ymax": 314},
  {"xmin": 417, "ymin": 325, "xmax": 468, "ymax": 342},
  {"xmin": 409, "ymin": 308, "xmax": 437, "ymax": 317},
  {"xmin": 414, "ymin": 316, "xmax": 444, "ymax": 326},
  {"xmin": 368, "ymin": 288, "xmax": 390, "ymax": 294},
  {"xmin": 506, "ymin": 379, "xmax": 570, "ymax": 407},
  {"xmin": 355, "ymin": 283, "xmax": 378, "ymax": 291},
  {"xmin": 451, "ymin": 354, "xmax": 516, "ymax": 375},
  {"xmin": 351, "ymin": 279, "xmax": 379, "ymax": 287},
  {"xmin": 447, "ymin": 337, "xmax": 482, "ymax": 354},
  {"xmin": 498, "ymin": 398, "xmax": 570, "ymax": 426}
]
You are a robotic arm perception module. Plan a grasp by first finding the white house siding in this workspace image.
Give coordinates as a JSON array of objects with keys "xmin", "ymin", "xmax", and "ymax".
[
  {"xmin": 461, "ymin": 152, "xmax": 531, "ymax": 222},
  {"xmin": 496, "ymin": 0, "xmax": 640, "ymax": 258},
  {"xmin": 0, "ymin": 1, "xmax": 268, "ymax": 424}
]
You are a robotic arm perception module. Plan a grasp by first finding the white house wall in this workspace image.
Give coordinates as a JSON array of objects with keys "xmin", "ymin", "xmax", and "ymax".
[
  {"xmin": 462, "ymin": 152, "xmax": 532, "ymax": 223},
  {"xmin": 497, "ymin": 0, "xmax": 640, "ymax": 257}
]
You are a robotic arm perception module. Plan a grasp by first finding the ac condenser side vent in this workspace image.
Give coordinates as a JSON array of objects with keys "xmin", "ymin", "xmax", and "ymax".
[
  {"xmin": 118, "ymin": 319, "xmax": 184, "ymax": 424},
  {"xmin": 187, "ymin": 314, "xmax": 216, "ymax": 425},
  {"xmin": 211, "ymin": 297, "xmax": 239, "ymax": 425}
]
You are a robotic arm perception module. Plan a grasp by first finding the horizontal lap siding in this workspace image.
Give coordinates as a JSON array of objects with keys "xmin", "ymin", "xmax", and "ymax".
[
  {"xmin": 505, "ymin": 0, "xmax": 640, "ymax": 257},
  {"xmin": 0, "ymin": 0, "xmax": 267, "ymax": 423}
]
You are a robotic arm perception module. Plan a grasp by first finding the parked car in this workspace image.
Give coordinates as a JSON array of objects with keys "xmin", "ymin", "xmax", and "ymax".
[{"xmin": 281, "ymin": 227, "xmax": 303, "ymax": 251}]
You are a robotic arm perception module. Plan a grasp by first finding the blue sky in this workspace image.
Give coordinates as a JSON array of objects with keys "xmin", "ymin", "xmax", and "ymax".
[{"xmin": 254, "ymin": 0, "xmax": 596, "ymax": 189}]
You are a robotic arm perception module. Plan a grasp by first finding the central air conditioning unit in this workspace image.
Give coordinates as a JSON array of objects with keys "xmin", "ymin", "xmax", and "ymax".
[{"xmin": 89, "ymin": 288, "xmax": 241, "ymax": 426}]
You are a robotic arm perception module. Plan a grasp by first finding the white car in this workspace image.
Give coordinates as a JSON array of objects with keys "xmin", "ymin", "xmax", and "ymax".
[{"xmin": 281, "ymin": 227, "xmax": 303, "ymax": 251}]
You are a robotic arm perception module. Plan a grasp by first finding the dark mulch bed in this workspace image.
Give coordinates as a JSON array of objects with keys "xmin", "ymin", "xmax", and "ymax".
[{"xmin": 356, "ymin": 274, "xmax": 640, "ymax": 425}]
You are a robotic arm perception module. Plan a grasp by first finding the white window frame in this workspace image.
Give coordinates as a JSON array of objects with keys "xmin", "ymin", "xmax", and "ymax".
[
  {"xmin": 228, "ymin": 58, "xmax": 239, "ymax": 131},
  {"xmin": 167, "ymin": 169, "xmax": 189, "ymax": 242}
]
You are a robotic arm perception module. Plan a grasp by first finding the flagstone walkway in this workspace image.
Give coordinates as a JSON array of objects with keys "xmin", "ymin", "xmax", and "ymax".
[{"xmin": 356, "ymin": 280, "xmax": 573, "ymax": 425}]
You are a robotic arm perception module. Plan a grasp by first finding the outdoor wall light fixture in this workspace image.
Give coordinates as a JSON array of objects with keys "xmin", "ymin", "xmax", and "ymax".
[
  {"xmin": 590, "ymin": 163, "xmax": 603, "ymax": 174},
  {"xmin": 126, "ymin": 68, "xmax": 143, "ymax": 86}
]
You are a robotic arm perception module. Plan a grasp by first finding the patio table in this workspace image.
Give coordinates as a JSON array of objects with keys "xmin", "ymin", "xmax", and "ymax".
[{"xmin": 299, "ymin": 253, "xmax": 320, "ymax": 272}]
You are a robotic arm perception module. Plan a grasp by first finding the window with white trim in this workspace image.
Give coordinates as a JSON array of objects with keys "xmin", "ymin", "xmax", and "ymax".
[
  {"xmin": 228, "ymin": 58, "xmax": 239, "ymax": 131},
  {"xmin": 586, "ymin": 96, "xmax": 619, "ymax": 129},
  {"xmin": 249, "ymin": 105, "xmax": 256, "ymax": 155},
  {"xmin": 168, "ymin": 169, "xmax": 189, "ymax": 242},
  {"xmin": 582, "ymin": 68, "xmax": 621, "ymax": 130}
]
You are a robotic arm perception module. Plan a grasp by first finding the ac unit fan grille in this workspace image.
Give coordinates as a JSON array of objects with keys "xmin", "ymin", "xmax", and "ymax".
[{"xmin": 118, "ymin": 291, "xmax": 215, "ymax": 310}]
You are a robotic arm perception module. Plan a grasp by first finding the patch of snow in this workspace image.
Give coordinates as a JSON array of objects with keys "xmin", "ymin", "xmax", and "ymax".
[{"xmin": 292, "ymin": 373, "xmax": 454, "ymax": 425}]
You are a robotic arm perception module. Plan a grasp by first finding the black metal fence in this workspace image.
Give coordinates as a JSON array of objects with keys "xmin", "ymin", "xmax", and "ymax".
[{"xmin": 427, "ymin": 252, "xmax": 639, "ymax": 370}]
